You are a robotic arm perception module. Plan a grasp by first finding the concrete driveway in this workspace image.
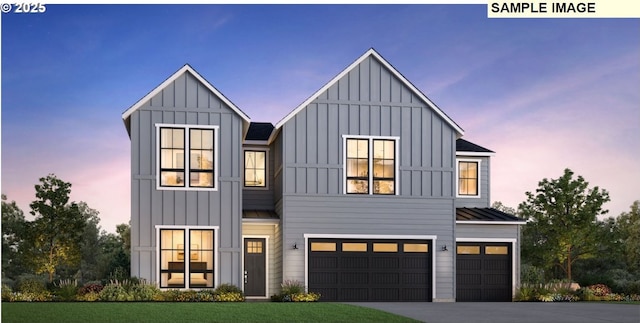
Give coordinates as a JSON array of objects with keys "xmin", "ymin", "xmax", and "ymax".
[{"xmin": 347, "ymin": 302, "xmax": 640, "ymax": 323}]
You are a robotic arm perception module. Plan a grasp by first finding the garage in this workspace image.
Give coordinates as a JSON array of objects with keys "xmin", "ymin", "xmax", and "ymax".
[
  {"xmin": 308, "ymin": 238, "xmax": 432, "ymax": 301},
  {"xmin": 456, "ymin": 242, "xmax": 512, "ymax": 301}
]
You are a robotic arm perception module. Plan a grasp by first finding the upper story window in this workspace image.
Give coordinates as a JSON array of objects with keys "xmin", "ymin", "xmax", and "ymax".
[
  {"xmin": 244, "ymin": 150, "xmax": 267, "ymax": 188},
  {"xmin": 157, "ymin": 124, "xmax": 218, "ymax": 191},
  {"xmin": 457, "ymin": 159, "xmax": 480, "ymax": 197},
  {"xmin": 344, "ymin": 136, "xmax": 398, "ymax": 195}
]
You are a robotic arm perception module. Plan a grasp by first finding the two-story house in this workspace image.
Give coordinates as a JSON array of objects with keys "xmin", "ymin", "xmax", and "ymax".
[{"xmin": 122, "ymin": 48, "xmax": 524, "ymax": 302}]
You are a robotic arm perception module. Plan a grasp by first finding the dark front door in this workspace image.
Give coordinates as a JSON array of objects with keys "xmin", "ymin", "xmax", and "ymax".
[{"xmin": 244, "ymin": 238, "xmax": 266, "ymax": 297}]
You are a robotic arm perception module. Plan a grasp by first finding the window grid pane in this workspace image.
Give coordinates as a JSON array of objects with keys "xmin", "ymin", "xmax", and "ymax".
[
  {"xmin": 160, "ymin": 128, "xmax": 185, "ymax": 187},
  {"xmin": 346, "ymin": 139, "xmax": 369, "ymax": 194},
  {"xmin": 458, "ymin": 161, "xmax": 478, "ymax": 196},
  {"xmin": 189, "ymin": 129, "xmax": 214, "ymax": 188},
  {"xmin": 245, "ymin": 151, "xmax": 266, "ymax": 187}
]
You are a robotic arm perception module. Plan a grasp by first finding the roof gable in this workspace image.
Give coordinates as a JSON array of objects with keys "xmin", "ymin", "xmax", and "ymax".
[
  {"xmin": 274, "ymin": 48, "xmax": 464, "ymax": 135},
  {"xmin": 122, "ymin": 64, "xmax": 250, "ymax": 134}
]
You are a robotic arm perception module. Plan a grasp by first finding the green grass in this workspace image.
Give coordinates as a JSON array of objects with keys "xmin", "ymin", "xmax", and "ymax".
[{"xmin": 1, "ymin": 302, "xmax": 420, "ymax": 323}]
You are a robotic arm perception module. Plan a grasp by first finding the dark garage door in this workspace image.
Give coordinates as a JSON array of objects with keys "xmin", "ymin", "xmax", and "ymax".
[
  {"xmin": 456, "ymin": 242, "xmax": 512, "ymax": 301},
  {"xmin": 308, "ymin": 238, "xmax": 432, "ymax": 301}
]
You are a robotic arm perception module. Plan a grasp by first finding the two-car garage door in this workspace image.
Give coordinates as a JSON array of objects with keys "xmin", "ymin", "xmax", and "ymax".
[{"xmin": 308, "ymin": 238, "xmax": 432, "ymax": 301}]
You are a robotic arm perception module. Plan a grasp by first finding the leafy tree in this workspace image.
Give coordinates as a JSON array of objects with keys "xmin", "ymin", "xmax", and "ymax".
[
  {"xmin": 518, "ymin": 168, "xmax": 610, "ymax": 281},
  {"xmin": 617, "ymin": 200, "xmax": 640, "ymax": 273},
  {"xmin": 25, "ymin": 174, "xmax": 87, "ymax": 282},
  {"xmin": 2, "ymin": 194, "xmax": 27, "ymax": 280},
  {"xmin": 491, "ymin": 201, "xmax": 517, "ymax": 215}
]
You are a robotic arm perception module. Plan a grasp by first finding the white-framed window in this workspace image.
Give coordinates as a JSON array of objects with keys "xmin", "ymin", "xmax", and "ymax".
[
  {"xmin": 156, "ymin": 226, "xmax": 218, "ymax": 289},
  {"xmin": 156, "ymin": 124, "xmax": 219, "ymax": 191},
  {"xmin": 457, "ymin": 158, "xmax": 481, "ymax": 198},
  {"xmin": 244, "ymin": 149, "xmax": 268, "ymax": 188},
  {"xmin": 343, "ymin": 135, "xmax": 399, "ymax": 195}
]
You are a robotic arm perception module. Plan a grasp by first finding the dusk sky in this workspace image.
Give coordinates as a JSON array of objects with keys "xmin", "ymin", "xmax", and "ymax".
[{"xmin": 2, "ymin": 4, "xmax": 639, "ymax": 233}]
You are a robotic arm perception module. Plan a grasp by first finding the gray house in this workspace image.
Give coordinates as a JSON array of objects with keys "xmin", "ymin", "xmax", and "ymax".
[{"xmin": 122, "ymin": 48, "xmax": 524, "ymax": 302}]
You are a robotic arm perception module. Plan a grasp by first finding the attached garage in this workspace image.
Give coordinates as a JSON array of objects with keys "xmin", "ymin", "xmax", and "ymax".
[
  {"xmin": 307, "ymin": 238, "xmax": 433, "ymax": 301},
  {"xmin": 456, "ymin": 242, "xmax": 512, "ymax": 302}
]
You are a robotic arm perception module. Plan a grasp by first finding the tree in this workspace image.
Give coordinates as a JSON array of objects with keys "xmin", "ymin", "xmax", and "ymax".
[
  {"xmin": 2, "ymin": 194, "xmax": 27, "ymax": 279},
  {"xmin": 617, "ymin": 201, "xmax": 640, "ymax": 273},
  {"xmin": 518, "ymin": 168, "xmax": 610, "ymax": 281},
  {"xmin": 491, "ymin": 201, "xmax": 517, "ymax": 215},
  {"xmin": 26, "ymin": 174, "xmax": 87, "ymax": 282}
]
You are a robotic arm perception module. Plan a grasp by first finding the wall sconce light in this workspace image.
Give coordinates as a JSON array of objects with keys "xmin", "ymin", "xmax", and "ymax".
[
  {"xmin": 441, "ymin": 245, "xmax": 448, "ymax": 252},
  {"xmin": 293, "ymin": 243, "xmax": 298, "ymax": 250}
]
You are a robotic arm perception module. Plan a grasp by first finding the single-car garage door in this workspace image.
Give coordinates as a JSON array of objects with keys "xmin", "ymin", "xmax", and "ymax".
[
  {"xmin": 308, "ymin": 238, "xmax": 432, "ymax": 301},
  {"xmin": 456, "ymin": 242, "xmax": 512, "ymax": 301}
]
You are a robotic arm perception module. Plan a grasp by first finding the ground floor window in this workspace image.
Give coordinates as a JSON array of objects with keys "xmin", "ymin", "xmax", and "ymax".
[{"xmin": 158, "ymin": 227, "xmax": 215, "ymax": 288}]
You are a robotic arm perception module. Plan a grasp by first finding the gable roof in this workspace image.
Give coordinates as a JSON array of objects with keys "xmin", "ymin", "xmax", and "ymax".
[
  {"xmin": 121, "ymin": 64, "xmax": 251, "ymax": 135},
  {"xmin": 246, "ymin": 122, "xmax": 275, "ymax": 141},
  {"xmin": 273, "ymin": 48, "xmax": 464, "ymax": 135},
  {"xmin": 456, "ymin": 139, "xmax": 495, "ymax": 155},
  {"xmin": 456, "ymin": 208, "xmax": 525, "ymax": 224}
]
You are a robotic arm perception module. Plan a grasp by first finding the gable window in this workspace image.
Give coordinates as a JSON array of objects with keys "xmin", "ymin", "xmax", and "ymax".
[
  {"xmin": 157, "ymin": 226, "xmax": 216, "ymax": 289},
  {"xmin": 458, "ymin": 160, "xmax": 479, "ymax": 197},
  {"xmin": 157, "ymin": 124, "xmax": 218, "ymax": 190},
  {"xmin": 344, "ymin": 136, "xmax": 398, "ymax": 195},
  {"xmin": 244, "ymin": 150, "xmax": 266, "ymax": 188}
]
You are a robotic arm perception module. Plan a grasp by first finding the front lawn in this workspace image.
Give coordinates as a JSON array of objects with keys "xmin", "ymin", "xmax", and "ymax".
[{"xmin": 1, "ymin": 302, "xmax": 420, "ymax": 323}]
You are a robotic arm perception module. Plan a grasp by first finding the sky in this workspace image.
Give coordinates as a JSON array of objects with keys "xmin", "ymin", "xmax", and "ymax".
[{"xmin": 1, "ymin": 4, "xmax": 639, "ymax": 233}]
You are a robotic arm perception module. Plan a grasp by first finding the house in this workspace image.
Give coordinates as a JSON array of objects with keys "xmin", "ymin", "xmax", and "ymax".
[{"xmin": 121, "ymin": 48, "xmax": 525, "ymax": 302}]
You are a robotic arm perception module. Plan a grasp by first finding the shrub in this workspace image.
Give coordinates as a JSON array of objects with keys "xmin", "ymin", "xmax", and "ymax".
[
  {"xmin": 99, "ymin": 281, "xmax": 132, "ymax": 301},
  {"xmin": 129, "ymin": 281, "xmax": 160, "ymax": 301},
  {"xmin": 16, "ymin": 276, "xmax": 47, "ymax": 294},
  {"xmin": 54, "ymin": 279, "xmax": 78, "ymax": 301},
  {"xmin": 213, "ymin": 283, "xmax": 244, "ymax": 302},
  {"xmin": 291, "ymin": 292, "xmax": 321, "ymax": 302},
  {"xmin": 76, "ymin": 292, "xmax": 100, "ymax": 302},
  {"xmin": 79, "ymin": 282, "xmax": 104, "ymax": 295},
  {"xmin": 587, "ymin": 284, "xmax": 612, "ymax": 297},
  {"xmin": 280, "ymin": 280, "xmax": 305, "ymax": 295},
  {"xmin": 272, "ymin": 280, "xmax": 320, "ymax": 302},
  {"xmin": 521, "ymin": 264, "xmax": 545, "ymax": 285}
]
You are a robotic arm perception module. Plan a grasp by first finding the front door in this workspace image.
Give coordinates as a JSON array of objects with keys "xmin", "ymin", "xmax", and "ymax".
[{"xmin": 244, "ymin": 238, "xmax": 266, "ymax": 297}]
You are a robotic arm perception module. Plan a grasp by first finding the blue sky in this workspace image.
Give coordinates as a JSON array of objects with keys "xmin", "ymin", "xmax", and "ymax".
[{"xmin": 2, "ymin": 4, "xmax": 639, "ymax": 232}]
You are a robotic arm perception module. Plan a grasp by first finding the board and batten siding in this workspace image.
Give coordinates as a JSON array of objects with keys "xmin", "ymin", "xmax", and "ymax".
[
  {"xmin": 129, "ymin": 71, "xmax": 244, "ymax": 287},
  {"xmin": 455, "ymin": 156, "xmax": 491, "ymax": 208},
  {"xmin": 278, "ymin": 56, "xmax": 459, "ymax": 301}
]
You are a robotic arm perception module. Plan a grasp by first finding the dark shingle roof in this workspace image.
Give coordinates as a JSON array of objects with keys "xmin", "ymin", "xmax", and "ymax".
[
  {"xmin": 456, "ymin": 139, "xmax": 494, "ymax": 153},
  {"xmin": 456, "ymin": 208, "xmax": 524, "ymax": 222},
  {"xmin": 242, "ymin": 210, "xmax": 279, "ymax": 220},
  {"xmin": 246, "ymin": 122, "xmax": 275, "ymax": 141}
]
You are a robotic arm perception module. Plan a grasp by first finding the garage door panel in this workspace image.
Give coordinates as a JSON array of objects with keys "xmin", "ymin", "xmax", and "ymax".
[
  {"xmin": 309, "ymin": 238, "xmax": 432, "ymax": 301},
  {"xmin": 457, "ymin": 242, "xmax": 512, "ymax": 302}
]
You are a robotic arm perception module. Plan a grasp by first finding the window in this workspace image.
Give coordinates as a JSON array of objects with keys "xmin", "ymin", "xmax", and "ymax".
[
  {"xmin": 457, "ymin": 159, "xmax": 479, "ymax": 197},
  {"xmin": 157, "ymin": 124, "xmax": 218, "ymax": 190},
  {"xmin": 158, "ymin": 227, "xmax": 215, "ymax": 289},
  {"xmin": 345, "ymin": 136, "xmax": 397, "ymax": 195},
  {"xmin": 244, "ymin": 150, "xmax": 266, "ymax": 187}
]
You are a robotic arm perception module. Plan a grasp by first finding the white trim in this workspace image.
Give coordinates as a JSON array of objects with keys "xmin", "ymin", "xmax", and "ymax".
[
  {"xmin": 303, "ymin": 233, "xmax": 438, "ymax": 299},
  {"xmin": 155, "ymin": 124, "xmax": 219, "ymax": 191},
  {"xmin": 274, "ymin": 48, "xmax": 464, "ymax": 136},
  {"xmin": 242, "ymin": 235, "xmax": 270, "ymax": 299},
  {"xmin": 122, "ymin": 64, "xmax": 250, "ymax": 123},
  {"xmin": 457, "ymin": 220, "xmax": 526, "ymax": 225},
  {"xmin": 243, "ymin": 140, "xmax": 269, "ymax": 145},
  {"xmin": 456, "ymin": 158, "xmax": 481, "ymax": 199},
  {"xmin": 342, "ymin": 135, "xmax": 400, "ymax": 196},
  {"xmin": 456, "ymin": 151, "xmax": 495, "ymax": 157},
  {"xmin": 242, "ymin": 148, "xmax": 269, "ymax": 190},
  {"xmin": 455, "ymin": 238, "xmax": 518, "ymax": 298},
  {"xmin": 154, "ymin": 225, "xmax": 220, "ymax": 290}
]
